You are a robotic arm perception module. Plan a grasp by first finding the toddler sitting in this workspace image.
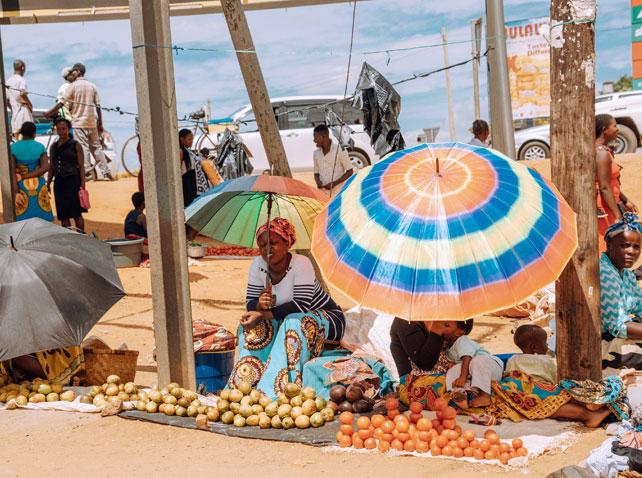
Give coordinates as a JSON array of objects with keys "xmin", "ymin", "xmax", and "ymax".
[
  {"xmin": 442, "ymin": 320, "xmax": 503, "ymax": 408},
  {"xmin": 506, "ymin": 324, "xmax": 557, "ymax": 384}
]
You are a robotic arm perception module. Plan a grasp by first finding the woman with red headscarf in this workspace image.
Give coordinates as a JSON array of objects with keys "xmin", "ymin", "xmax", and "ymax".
[{"xmin": 227, "ymin": 217, "xmax": 345, "ymax": 399}]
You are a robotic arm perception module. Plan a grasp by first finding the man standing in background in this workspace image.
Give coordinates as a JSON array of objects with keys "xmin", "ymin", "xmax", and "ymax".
[
  {"xmin": 47, "ymin": 62, "xmax": 112, "ymax": 180},
  {"xmin": 5, "ymin": 59, "xmax": 33, "ymax": 139},
  {"xmin": 56, "ymin": 67, "xmax": 76, "ymax": 122},
  {"xmin": 312, "ymin": 124, "xmax": 353, "ymax": 194}
]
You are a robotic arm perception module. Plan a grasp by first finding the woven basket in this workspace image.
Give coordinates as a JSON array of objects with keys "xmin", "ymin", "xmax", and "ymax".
[{"xmin": 83, "ymin": 348, "xmax": 139, "ymax": 385}]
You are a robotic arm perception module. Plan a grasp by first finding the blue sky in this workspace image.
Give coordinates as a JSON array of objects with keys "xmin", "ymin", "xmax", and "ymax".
[{"xmin": 0, "ymin": 0, "xmax": 632, "ymax": 165}]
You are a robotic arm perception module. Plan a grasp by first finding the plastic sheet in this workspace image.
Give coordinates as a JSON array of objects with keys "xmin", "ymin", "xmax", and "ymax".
[{"xmin": 215, "ymin": 129, "xmax": 253, "ymax": 179}]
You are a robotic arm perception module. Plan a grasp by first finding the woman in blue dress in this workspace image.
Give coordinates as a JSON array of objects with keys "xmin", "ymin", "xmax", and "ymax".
[{"xmin": 11, "ymin": 121, "xmax": 53, "ymax": 221}]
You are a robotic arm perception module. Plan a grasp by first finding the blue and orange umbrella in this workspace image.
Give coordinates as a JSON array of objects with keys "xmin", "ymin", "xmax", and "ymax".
[{"xmin": 311, "ymin": 142, "xmax": 578, "ymax": 320}]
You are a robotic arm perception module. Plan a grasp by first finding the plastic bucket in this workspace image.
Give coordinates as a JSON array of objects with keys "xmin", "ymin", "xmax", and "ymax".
[
  {"xmin": 195, "ymin": 350, "xmax": 235, "ymax": 393},
  {"xmin": 105, "ymin": 237, "xmax": 144, "ymax": 268}
]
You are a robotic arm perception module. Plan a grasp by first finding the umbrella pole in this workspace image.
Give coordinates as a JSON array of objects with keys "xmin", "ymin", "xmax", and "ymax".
[{"xmin": 265, "ymin": 193, "xmax": 273, "ymax": 289}]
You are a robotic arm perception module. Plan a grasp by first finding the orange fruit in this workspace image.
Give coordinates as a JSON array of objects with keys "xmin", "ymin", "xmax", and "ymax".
[
  {"xmin": 430, "ymin": 445, "xmax": 442, "ymax": 456},
  {"xmin": 338, "ymin": 435, "xmax": 352, "ymax": 448},
  {"xmin": 371, "ymin": 414, "xmax": 385, "ymax": 428},
  {"xmin": 395, "ymin": 420, "xmax": 410, "ymax": 433},
  {"xmin": 352, "ymin": 435, "xmax": 364, "ymax": 449},
  {"xmin": 469, "ymin": 439, "xmax": 480, "ymax": 449},
  {"xmin": 446, "ymin": 429, "xmax": 460, "ymax": 441},
  {"xmin": 398, "ymin": 432, "xmax": 410, "ymax": 443},
  {"xmin": 485, "ymin": 450, "xmax": 498, "ymax": 460},
  {"xmin": 436, "ymin": 436, "xmax": 448, "ymax": 448},
  {"xmin": 382, "ymin": 433, "xmax": 394, "ymax": 443},
  {"xmin": 442, "ymin": 406, "xmax": 457, "ymax": 420},
  {"xmin": 393, "ymin": 414, "xmax": 409, "ymax": 425},
  {"xmin": 418, "ymin": 431, "xmax": 431, "ymax": 442},
  {"xmin": 335, "ymin": 431, "xmax": 344, "ymax": 442},
  {"xmin": 473, "ymin": 448, "xmax": 485, "ymax": 460},
  {"xmin": 364, "ymin": 438, "xmax": 377, "ymax": 450},
  {"xmin": 490, "ymin": 444, "xmax": 501, "ymax": 453},
  {"xmin": 403, "ymin": 440, "xmax": 416, "ymax": 452},
  {"xmin": 500, "ymin": 443, "xmax": 511, "ymax": 454},
  {"xmin": 484, "ymin": 429, "xmax": 497, "ymax": 439},
  {"xmin": 381, "ymin": 420, "xmax": 395, "ymax": 434},
  {"xmin": 339, "ymin": 424, "xmax": 354, "ymax": 436},
  {"xmin": 463, "ymin": 430, "xmax": 476, "ymax": 442},
  {"xmin": 391, "ymin": 438, "xmax": 404, "ymax": 451},
  {"xmin": 479, "ymin": 439, "xmax": 490, "ymax": 452},
  {"xmin": 358, "ymin": 428, "xmax": 372, "ymax": 440},
  {"xmin": 448, "ymin": 440, "xmax": 458, "ymax": 449},
  {"xmin": 442, "ymin": 445, "xmax": 453, "ymax": 457},
  {"xmin": 416, "ymin": 440, "xmax": 430, "ymax": 453},
  {"xmin": 453, "ymin": 447, "xmax": 464, "ymax": 458},
  {"xmin": 356, "ymin": 416, "xmax": 371, "ymax": 430},
  {"xmin": 456, "ymin": 437, "xmax": 469, "ymax": 449},
  {"xmin": 378, "ymin": 440, "xmax": 391, "ymax": 453},
  {"xmin": 339, "ymin": 411, "xmax": 354, "ymax": 425},
  {"xmin": 431, "ymin": 419, "xmax": 441, "ymax": 430},
  {"xmin": 410, "ymin": 401, "xmax": 424, "ymax": 414},
  {"xmin": 517, "ymin": 447, "xmax": 528, "ymax": 457},
  {"xmin": 512, "ymin": 438, "xmax": 523, "ymax": 450},
  {"xmin": 443, "ymin": 419, "xmax": 456, "ymax": 430},
  {"xmin": 385, "ymin": 397, "xmax": 399, "ymax": 410},
  {"xmin": 373, "ymin": 428, "xmax": 384, "ymax": 441},
  {"xmin": 387, "ymin": 409, "xmax": 400, "ymax": 419},
  {"xmin": 499, "ymin": 452, "xmax": 511, "ymax": 464},
  {"xmin": 433, "ymin": 397, "xmax": 448, "ymax": 411},
  {"xmin": 435, "ymin": 410, "xmax": 444, "ymax": 421},
  {"xmin": 416, "ymin": 418, "xmax": 432, "ymax": 432},
  {"xmin": 487, "ymin": 432, "xmax": 500, "ymax": 445},
  {"xmin": 409, "ymin": 412, "xmax": 423, "ymax": 424},
  {"xmin": 463, "ymin": 447, "xmax": 474, "ymax": 457}
]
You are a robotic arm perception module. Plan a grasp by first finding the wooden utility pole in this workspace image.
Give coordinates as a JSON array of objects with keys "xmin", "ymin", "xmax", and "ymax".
[
  {"xmin": 220, "ymin": 0, "xmax": 292, "ymax": 177},
  {"xmin": 471, "ymin": 18, "xmax": 483, "ymax": 120},
  {"xmin": 550, "ymin": 0, "xmax": 601, "ymax": 381},
  {"xmin": 441, "ymin": 27, "xmax": 456, "ymax": 141},
  {"xmin": 486, "ymin": 0, "xmax": 516, "ymax": 157},
  {"xmin": 129, "ymin": 0, "xmax": 196, "ymax": 389},
  {"xmin": 0, "ymin": 30, "xmax": 15, "ymax": 223}
]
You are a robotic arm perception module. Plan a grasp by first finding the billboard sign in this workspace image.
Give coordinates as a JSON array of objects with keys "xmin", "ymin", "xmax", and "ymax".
[{"xmin": 505, "ymin": 17, "xmax": 550, "ymax": 120}]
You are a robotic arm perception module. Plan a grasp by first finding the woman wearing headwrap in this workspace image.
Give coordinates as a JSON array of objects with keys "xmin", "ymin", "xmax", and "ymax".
[
  {"xmin": 600, "ymin": 213, "xmax": 642, "ymax": 372},
  {"xmin": 228, "ymin": 217, "xmax": 345, "ymax": 398}
]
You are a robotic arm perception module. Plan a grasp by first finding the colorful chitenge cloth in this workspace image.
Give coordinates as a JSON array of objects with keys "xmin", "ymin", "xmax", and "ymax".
[
  {"xmin": 302, "ymin": 352, "xmax": 396, "ymax": 401},
  {"xmin": 399, "ymin": 369, "xmax": 629, "ymax": 422},
  {"xmin": 228, "ymin": 311, "xmax": 330, "ymax": 399},
  {"xmin": 1, "ymin": 347, "xmax": 84, "ymax": 386},
  {"xmin": 193, "ymin": 319, "xmax": 235, "ymax": 352}
]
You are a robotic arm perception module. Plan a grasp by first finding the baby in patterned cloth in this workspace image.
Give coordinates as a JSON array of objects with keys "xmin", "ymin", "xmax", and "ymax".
[
  {"xmin": 506, "ymin": 324, "xmax": 557, "ymax": 385},
  {"xmin": 441, "ymin": 319, "xmax": 504, "ymax": 408}
]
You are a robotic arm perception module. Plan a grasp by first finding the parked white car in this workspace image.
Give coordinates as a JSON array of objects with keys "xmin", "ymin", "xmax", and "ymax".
[
  {"xmin": 204, "ymin": 96, "xmax": 378, "ymax": 172},
  {"xmin": 514, "ymin": 92, "xmax": 642, "ymax": 161}
]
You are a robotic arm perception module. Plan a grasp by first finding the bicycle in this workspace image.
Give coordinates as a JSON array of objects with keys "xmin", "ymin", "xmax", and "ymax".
[{"xmin": 120, "ymin": 108, "xmax": 217, "ymax": 177}]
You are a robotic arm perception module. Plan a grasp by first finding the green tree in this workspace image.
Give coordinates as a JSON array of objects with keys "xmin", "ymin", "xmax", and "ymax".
[{"xmin": 613, "ymin": 75, "xmax": 633, "ymax": 92}]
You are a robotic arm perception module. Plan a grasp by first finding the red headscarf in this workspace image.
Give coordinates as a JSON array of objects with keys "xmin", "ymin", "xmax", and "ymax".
[{"xmin": 256, "ymin": 217, "xmax": 297, "ymax": 249}]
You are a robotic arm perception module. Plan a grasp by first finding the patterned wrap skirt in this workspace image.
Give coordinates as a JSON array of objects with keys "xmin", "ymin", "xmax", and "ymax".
[{"xmin": 228, "ymin": 311, "xmax": 330, "ymax": 399}]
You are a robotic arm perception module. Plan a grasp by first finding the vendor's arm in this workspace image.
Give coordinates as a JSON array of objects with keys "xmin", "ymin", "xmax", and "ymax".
[
  {"xmin": 452, "ymin": 355, "xmax": 471, "ymax": 388},
  {"xmin": 620, "ymin": 191, "xmax": 639, "ymax": 214},
  {"xmin": 245, "ymin": 259, "xmax": 265, "ymax": 312}
]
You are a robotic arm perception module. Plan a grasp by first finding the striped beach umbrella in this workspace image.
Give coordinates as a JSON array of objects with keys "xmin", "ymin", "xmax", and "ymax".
[
  {"xmin": 185, "ymin": 175, "xmax": 327, "ymax": 250},
  {"xmin": 312, "ymin": 142, "xmax": 578, "ymax": 320}
]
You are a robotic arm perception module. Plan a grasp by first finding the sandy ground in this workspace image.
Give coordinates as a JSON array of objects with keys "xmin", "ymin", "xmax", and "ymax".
[{"xmin": 4, "ymin": 156, "xmax": 642, "ymax": 477}]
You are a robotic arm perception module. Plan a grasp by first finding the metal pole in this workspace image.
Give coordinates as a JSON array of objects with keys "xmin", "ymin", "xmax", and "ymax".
[
  {"xmin": 471, "ymin": 18, "xmax": 483, "ymax": 120},
  {"xmin": 129, "ymin": 0, "xmax": 196, "ymax": 389},
  {"xmin": 0, "ymin": 28, "xmax": 15, "ymax": 223},
  {"xmin": 485, "ymin": 0, "xmax": 516, "ymax": 157},
  {"xmin": 441, "ymin": 27, "xmax": 456, "ymax": 142}
]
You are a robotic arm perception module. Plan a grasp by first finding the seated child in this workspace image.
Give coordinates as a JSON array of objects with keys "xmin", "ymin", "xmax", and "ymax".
[
  {"xmin": 124, "ymin": 192, "xmax": 147, "ymax": 239},
  {"xmin": 506, "ymin": 324, "xmax": 557, "ymax": 384},
  {"xmin": 442, "ymin": 320, "xmax": 504, "ymax": 408}
]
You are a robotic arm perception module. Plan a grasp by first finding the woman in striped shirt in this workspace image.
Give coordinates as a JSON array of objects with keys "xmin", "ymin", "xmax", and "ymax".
[{"xmin": 228, "ymin": 217, "xmax": 345, "ymax": 398}]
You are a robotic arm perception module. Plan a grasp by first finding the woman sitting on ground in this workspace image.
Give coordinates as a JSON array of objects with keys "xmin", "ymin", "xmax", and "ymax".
[
  {"xmin": 600, "ymin": 214, "xmax": 642, "ymax": 372},
  {"xmin": 227, "ymin": 217, "xmax": 345, "ymax": 399},
  {"xmin": 1, "ymin": 348, "xmax": 84, "ymax": 386},
  {"xmin": 390, "ymin": 319, "xmax": 617, "ymax": 427}
]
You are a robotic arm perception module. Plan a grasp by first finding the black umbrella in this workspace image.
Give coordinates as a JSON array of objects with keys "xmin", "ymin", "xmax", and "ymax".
[{"xmin": 0, "ymin": 219, "xmax": 125, "ymax": 360}]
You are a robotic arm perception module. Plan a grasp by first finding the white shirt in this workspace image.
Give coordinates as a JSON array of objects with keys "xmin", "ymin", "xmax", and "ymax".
[
  {"xmin": 469, "ymin": 137, "xmax": 488, "ymax": 147},
  {"xmin": 313, "ymin": 141, "xmax": 353, "ymax": 187},
  {"xmin": 57, "ymin": 82, "xmax": 72, "ymax": 120},
  {"xmin": 63, "ymin": 77, "xmax": 100, "ymax": 129},
  {"xmin": 6, "ymin": 74, "xmax": 32, "ymax": 133}
]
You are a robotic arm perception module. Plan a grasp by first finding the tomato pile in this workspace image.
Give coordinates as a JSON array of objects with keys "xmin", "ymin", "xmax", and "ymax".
[
  {"xmin": 335, "ymin": 397, "xmax": 528, "ymax": 464},
  {"xmin": 205, "ymin": 246, "xmax": 259, "ymax": 257}
]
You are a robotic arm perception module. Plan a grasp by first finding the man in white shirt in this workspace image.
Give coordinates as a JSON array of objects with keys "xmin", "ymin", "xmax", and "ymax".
[
  {"xmin": 46, "ymin": 62, "xmax": 112, "ymax": 180},
  {"xmin": 468, "ymin": 119, "xmax": 490, "ymax": 147},
  {"xmin": 5, "ymin": 59, "xmax": 33, "ymax": 139},
  {"xmin": 312, "ymin": 124, "xmax": 353, "ymax": 193}
]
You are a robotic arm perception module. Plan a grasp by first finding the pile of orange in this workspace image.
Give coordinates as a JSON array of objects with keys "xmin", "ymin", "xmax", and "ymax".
[{"xmin": 334, "ymin": 397, "xmax": 528, "ymax": 464}]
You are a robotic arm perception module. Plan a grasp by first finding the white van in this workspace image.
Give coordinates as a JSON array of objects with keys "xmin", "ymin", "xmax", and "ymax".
[{"xmin": 205, "ymin": 96, "xmax": 378, "ymax": 172}]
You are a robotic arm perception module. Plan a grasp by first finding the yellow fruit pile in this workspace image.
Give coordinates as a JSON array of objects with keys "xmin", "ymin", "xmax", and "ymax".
[{"xmin": 0, "ymin": 378, "xmax": 75, "ymax": 406}]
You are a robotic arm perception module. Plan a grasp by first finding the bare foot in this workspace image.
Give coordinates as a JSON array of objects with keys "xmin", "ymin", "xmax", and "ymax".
[
  {"xmin": 584, "ymin": 407, "xmax": 612, "ymax": 428},
  {"xmin": 469, "ymin": 392, "xmax": 492, "ymax": 408}
]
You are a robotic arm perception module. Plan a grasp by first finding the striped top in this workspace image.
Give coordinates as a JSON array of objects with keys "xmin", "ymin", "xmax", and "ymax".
[
  {"xmin": 246, "ymin": 254, "xmax": 345, "ymax": 341},
  {"xmin": 600, "ymin": 252, "xmax": 642, "ymax": 339}
]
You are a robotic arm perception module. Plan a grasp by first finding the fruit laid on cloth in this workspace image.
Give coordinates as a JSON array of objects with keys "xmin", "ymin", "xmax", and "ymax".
[
  {"xmin": 199, "ymin": 382, "xmax": 335, "ymax": 430},
  {"xmin": 0, "ymin": 378, "xmax": 76, "ymax": 406},
  {"xmin": 327, "ymin": 383, "xmax": 374, "ymax": 414},
  {"xmin": 78, "ymin": 375, "xmax": 143, "ymax": 408},
  {"xmin": 335, "ymin": 400, "xmax": 529, "ymax": 463}
]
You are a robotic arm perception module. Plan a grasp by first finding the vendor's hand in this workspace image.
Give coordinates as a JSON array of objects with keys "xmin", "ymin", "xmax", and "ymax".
[
  {"xmin": 452, "ymin": 376, "xmax": 467, "ymax": 388},
  {"xmin": 257, "ymin": 287, "xmax": 274, "ymax": 311},
  {"xmin": 625, "ymin": 200, "xmax": 639, "ymax": 214},
  {"xmin": 14, "ymin": 192, "xmax": 25, "ymax": 208},
  {"xmin": 15, "ymin": 173, "xmax": 22, "ymax": 182},
  {"xmin": 240, "ymin": 311, "xmax": 264, "ymax": 331}
]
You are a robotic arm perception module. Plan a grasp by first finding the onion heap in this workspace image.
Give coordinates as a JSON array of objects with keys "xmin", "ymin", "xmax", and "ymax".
[
  {"xmin": 335, "ymin": 397, "xmax": 529, "ymax": 464},
  {"xmin": 203, "ymin": 381, "xmax": 335, "ymax": 430},
  {"xmin": 0, "ymin": 377, "xmax": 76, "ymax": 406},
  {"xmin": 328, "ymin": 383, "xmax": 374, "ymax": 414}
]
